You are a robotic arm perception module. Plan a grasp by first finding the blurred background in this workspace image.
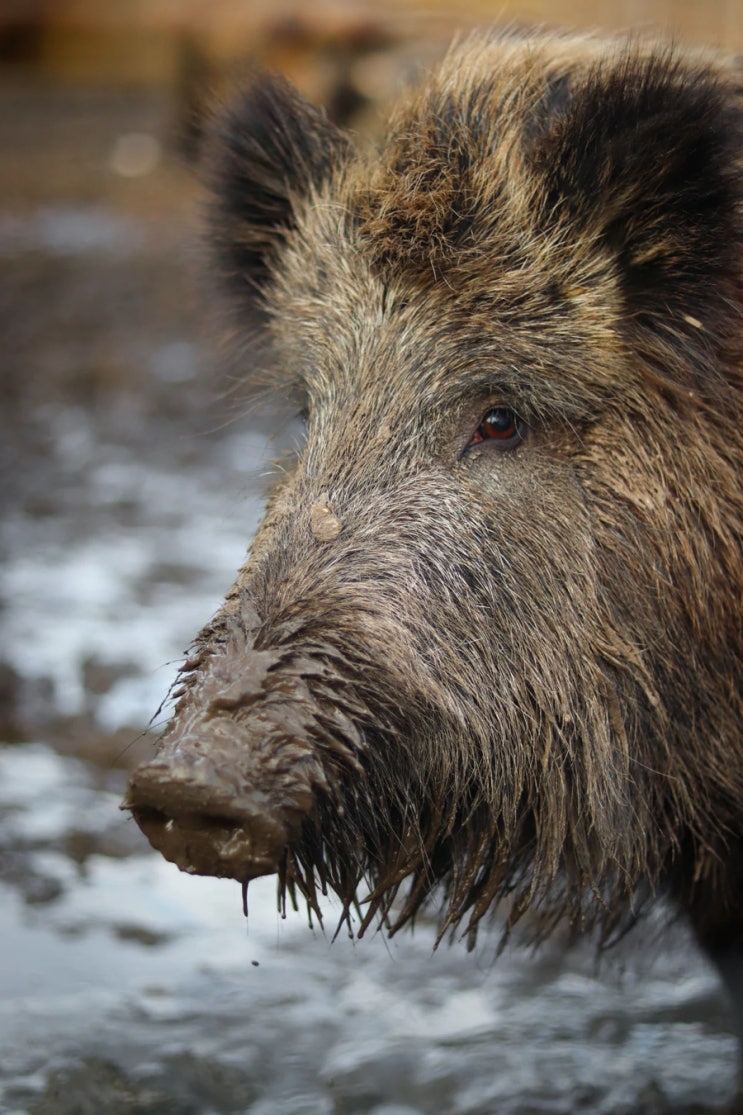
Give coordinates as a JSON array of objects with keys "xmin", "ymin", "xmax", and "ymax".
[{"xmin": 1, "ymin": 3, "xmax": 742, "ymax": 1114}]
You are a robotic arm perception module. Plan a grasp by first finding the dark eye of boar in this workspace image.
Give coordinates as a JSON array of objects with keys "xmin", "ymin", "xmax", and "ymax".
[{"xmin": 467, "ymin": 407, "xmax": 525, "ymax": 451}]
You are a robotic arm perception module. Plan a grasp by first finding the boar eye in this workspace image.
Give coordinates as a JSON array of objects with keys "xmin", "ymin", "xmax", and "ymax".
[{"xmin": 467, "ymin": 407, "xmax": 525, "ymax": 451}]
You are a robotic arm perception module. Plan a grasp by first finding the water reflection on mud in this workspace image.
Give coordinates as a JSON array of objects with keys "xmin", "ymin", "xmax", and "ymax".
[{"xmin": 1, "ymin": 110, "xmax": 739, "ymax": 1115}]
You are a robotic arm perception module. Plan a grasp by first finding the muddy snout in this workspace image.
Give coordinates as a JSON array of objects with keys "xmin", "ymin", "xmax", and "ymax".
[
  {"xmin": 124, "ymin": 744, "xmax": 294, "ymax": 882},
  {"xmin": 122, "ymin": 629, "xmax": 340, "ymax": 883}
]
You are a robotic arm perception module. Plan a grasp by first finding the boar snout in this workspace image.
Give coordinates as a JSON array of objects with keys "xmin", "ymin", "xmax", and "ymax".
[
  {"xmin": 124, "ymin": 744, "xmax": 296, "ymax": 882},
  {"xmin": 124, "ymin": 612, "xmax": 370, "ymax": 886}
]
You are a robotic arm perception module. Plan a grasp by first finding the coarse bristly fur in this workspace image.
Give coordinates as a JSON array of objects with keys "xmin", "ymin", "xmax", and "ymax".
[{"xmin": 127, "ymin": 28, "xmax": 743, "ymax": 966}]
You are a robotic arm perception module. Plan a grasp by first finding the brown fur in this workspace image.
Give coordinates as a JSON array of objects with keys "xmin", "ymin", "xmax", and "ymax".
[{"xmin": 126, "ymin": 30, "xmax": 743, "ymax": 962}]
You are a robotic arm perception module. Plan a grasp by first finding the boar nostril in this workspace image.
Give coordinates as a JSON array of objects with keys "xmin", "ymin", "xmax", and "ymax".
[
  {"xmin": 125, "ymin": 773, "xmax": 292, "ymax": 883},
  {"xmin": 129, "ymin": 801, "xmax": 285, "ymax": 881},
  {"xmin": 133, "ymin": 805, "xmax": 238, "ymax": 833}
]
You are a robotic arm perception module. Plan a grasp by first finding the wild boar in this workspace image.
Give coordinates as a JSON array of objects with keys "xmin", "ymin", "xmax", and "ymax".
[{"xmin": 124, "ymin": 29, "xmax": 743, "ymax": 1009}]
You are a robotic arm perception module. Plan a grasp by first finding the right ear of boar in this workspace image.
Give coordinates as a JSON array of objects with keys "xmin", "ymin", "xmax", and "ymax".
[
  {"xmin": 206, "ymin": 73, "xmax": 351, "ymax": 309},
  {"xmin": 530, "ymin": 51, "xmax": 743, "ymax": 373}
]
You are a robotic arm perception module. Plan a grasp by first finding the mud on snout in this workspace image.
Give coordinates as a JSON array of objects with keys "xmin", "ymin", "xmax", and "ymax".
[{"xmin": 122, "ymin": 605, "xmax": 396, "ymax": 900}]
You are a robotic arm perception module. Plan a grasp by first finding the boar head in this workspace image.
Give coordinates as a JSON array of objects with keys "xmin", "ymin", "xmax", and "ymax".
[{"xmin": 125, "ymin": 33, "xmax": 743, "ymax": 951}]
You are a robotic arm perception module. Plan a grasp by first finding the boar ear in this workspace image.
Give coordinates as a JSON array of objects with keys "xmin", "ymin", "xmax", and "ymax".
[
  {"xmin": 207, "ymin": 73, "xmax": 351, "ymax": 305},
  {"xmin": 535, "ymin": 52, "xmax": 742, "ymax": 350}
]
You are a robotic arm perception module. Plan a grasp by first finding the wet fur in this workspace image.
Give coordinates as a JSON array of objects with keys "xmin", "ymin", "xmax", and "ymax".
[{"xmin": 188, "ymin": 30, "xmax": 743, "ymax": 952}]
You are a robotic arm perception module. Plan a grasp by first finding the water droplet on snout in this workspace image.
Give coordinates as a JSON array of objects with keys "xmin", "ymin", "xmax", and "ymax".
[{"xmin": 310, "ymin": 493, "xmax": 343, "ymax": 542}]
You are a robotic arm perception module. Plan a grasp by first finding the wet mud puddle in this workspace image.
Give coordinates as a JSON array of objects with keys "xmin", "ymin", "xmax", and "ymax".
[
  {"xmin": 0, "ymin": 204, "xmax": 739, "ymax": 1115},
  {"xmin": 0, "ymin": 740, "xmax": 738, "ymax": 1115}
]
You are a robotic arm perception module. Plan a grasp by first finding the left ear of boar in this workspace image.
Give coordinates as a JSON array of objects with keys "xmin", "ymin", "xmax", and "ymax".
[{"xmin": 206, "ymin": 72, "xmax": 352, "ymax": 307}]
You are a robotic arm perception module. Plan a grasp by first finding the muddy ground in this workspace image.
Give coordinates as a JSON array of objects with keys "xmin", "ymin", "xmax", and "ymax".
[{"xmin": 0, "ymin": 76, "xmax": 740, "ymax": 1115}]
